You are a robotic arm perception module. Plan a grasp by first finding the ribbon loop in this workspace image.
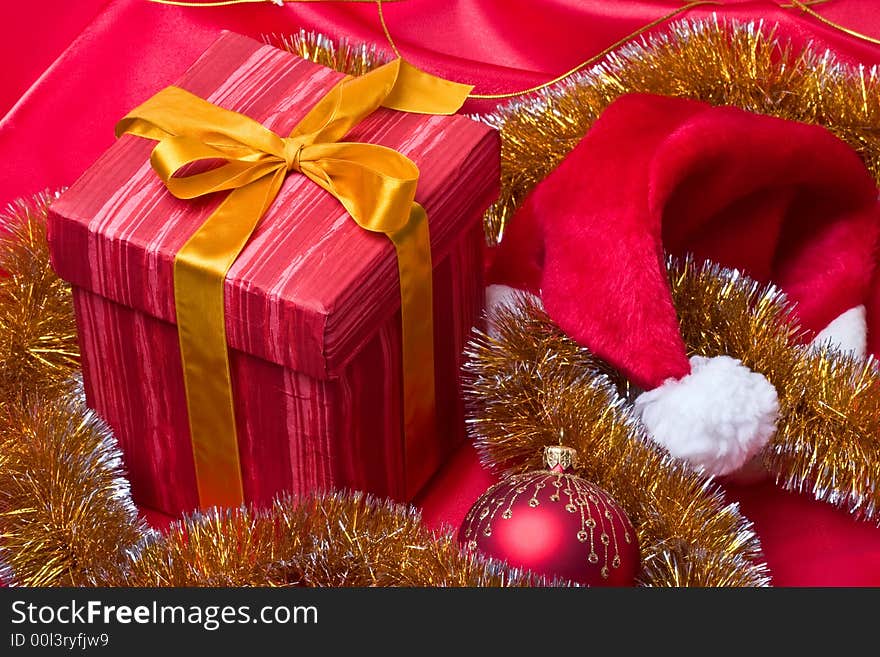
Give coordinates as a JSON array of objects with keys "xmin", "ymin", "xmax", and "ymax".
[{"xmin": 117, "ymin": 57, "xmax": 472, "ymax": 509}]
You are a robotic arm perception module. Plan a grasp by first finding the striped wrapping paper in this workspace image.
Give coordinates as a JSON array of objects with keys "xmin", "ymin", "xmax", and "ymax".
[{"xmin": 47, "ymin": 32, "xmax": 500, "ymax": 516}]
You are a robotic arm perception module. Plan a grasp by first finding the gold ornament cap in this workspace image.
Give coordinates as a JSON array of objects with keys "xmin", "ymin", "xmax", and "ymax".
[{"xmin": 544, "ymin": 445, "xmax": 578, "ymax": 472}]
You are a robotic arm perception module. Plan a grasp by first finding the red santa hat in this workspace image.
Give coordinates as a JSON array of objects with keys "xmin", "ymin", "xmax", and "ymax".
[{"xmin": 486, "ymin": 92, "xmax": 880, "ymax": 478}]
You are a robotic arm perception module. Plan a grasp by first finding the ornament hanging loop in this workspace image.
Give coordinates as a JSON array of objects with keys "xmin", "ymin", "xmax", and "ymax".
[{"xmin": 544, "ymin": 445, "xmax": 578, "ymax": 472}]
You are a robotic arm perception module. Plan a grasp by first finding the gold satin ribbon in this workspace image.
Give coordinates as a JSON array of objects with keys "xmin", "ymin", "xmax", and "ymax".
[{"xmin": 116, "ymin": 58, "xmax": 472, "ymax": 508}]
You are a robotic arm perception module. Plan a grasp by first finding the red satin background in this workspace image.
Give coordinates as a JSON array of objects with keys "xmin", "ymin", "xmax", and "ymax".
[{"xmin": 3, "ymin": 0, "xmax": 880, "ymax": 586}]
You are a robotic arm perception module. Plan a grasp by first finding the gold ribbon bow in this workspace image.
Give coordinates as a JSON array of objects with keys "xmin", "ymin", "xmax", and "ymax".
[{"xmin": 116, "ymin": 58, "xmax": 472, "ymax": 508}]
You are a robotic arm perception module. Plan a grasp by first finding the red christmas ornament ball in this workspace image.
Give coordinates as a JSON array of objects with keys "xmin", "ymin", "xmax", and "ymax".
[{"xmin": 459, "ymin": 468, "xmax": 639, "ymax": 586}]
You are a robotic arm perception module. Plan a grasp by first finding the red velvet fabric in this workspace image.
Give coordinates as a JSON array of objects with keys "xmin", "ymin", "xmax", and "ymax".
[
  {"xmin": 3, "ymin": 0, "xmax": 880, "ymax": 586},
  {"xmin": 491, "ymin": 93, "xmax": 880, "ymax": 389}
]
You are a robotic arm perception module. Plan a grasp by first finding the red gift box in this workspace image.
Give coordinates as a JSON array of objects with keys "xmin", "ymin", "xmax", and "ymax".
[{"xmin": 46, "ymin": 32, "xmax": 499, "ymax": 516}]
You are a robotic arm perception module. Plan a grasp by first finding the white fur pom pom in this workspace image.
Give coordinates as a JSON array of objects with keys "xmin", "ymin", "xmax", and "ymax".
[
  {"xmin": 633, "ymin": 355, "xmax": 779, "ymax": 477},
  {"xmin": 485, "ymin": 284, "xmax": 543, "ymax": 338},
  {"xmin": 811, "ymin": 305, "xmax": 867, "ymax": 358}
]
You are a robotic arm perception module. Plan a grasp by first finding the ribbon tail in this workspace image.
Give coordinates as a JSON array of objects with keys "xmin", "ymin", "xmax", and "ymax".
[
  {"xmin": 174, "ymin": 170, "xmax": 285, "ymax": 508},
  {"xmin": 382, "ymin": 59, "xmax": 472, "ymax": 115},
  {"xmin": 389, "ymin": 203, "xmax": 438, "ymax": 497}
]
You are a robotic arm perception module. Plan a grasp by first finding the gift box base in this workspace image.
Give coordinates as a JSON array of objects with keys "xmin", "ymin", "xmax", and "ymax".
[{"xmin": 73, "ymin": 223, "xmax": 485, "ymax": 516}]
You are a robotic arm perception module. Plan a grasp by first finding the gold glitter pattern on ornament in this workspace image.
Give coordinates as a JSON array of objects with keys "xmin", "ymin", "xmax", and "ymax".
[{"xmin": 460, "ymin": 471, "xmax": 631, "ymax": 581}]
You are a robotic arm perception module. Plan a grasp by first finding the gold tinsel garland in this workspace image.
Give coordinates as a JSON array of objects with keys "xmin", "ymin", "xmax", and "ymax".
[
  {"xmin": 0, "ymin": 386, "xmax": 148, "ymax": 586},
  {"xmin": 114, "ymin": 492, "xmax": 546, "ymax": 587},
  {"xmin": 0, "ymin": 192, "xmax": 80, "ymax": 405},
  {"xmin": 462, "ymin": 292, "xmax": 771, "ymax": 587},
  {"xmin": 481, "ymin": 18, "xmax": 880, "ymax": 244},
  {"xmin": 463, "ymin": 256, "xmax": 880, "ymax": 570},
  {"xmin": 669, "ymin": 259, "xmax": 880, "ymax": 522},
  {"xmin": 0, "ymin": 193, "xmax": 145, "ymax": 586},
  {"xmin": 2, "ymin": 22, "xmax": 878, "ymax": 587},
  {"xmin": 267, "ymin": 29, "xmax": 390, "ymax": 76}
]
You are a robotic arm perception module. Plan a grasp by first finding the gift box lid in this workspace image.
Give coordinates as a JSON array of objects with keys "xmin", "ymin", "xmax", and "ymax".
[{"xmin": 48, "ymin": 31, "xmax": 499, "ymax": 380}]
